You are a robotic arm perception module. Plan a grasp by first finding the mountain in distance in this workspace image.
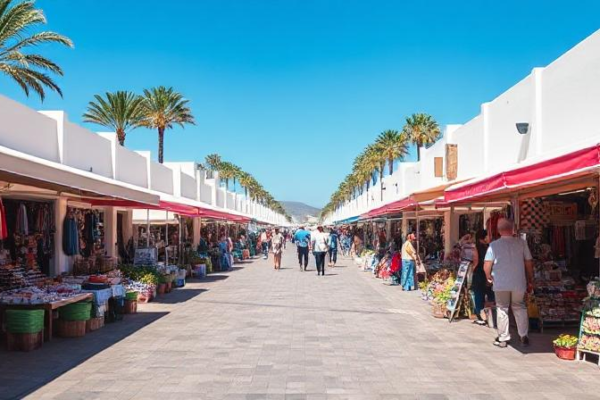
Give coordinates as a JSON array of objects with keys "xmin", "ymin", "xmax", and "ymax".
[{"xmin": 279, "ymin": 201, "xmax": 322, "ymax": 224}]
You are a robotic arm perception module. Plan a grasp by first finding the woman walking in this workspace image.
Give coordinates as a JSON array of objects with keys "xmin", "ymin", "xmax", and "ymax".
[
  {"xmin": 272, "ymin": 228, "xmax": 284, "ymax": 270},
  {"xmin": 472, "ymin": 229, "xmax": 495, "ymax": 325}
]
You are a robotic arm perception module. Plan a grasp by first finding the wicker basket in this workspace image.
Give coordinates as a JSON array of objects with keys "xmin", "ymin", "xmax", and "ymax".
[
  {"xmin": 432, "ymin": 302, "xmax": 447, "ymax": 319},
  {"xmin": 554, "ymin": 345, "xmax": 576, "ymax": 360}
]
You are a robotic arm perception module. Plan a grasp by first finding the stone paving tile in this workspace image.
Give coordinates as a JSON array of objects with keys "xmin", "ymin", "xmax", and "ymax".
[{"xmin": 1, "ymin": 248, "xmax": 599, "ymax": 399}]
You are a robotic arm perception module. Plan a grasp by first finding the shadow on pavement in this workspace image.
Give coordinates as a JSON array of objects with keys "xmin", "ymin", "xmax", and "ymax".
[
  {"xmin": 150, "ymin": 288, "xmax": 208, "ymax": 304},
  {"xmin": 0, "ymin": 311, "xmax": 168, "ymax": 400}
]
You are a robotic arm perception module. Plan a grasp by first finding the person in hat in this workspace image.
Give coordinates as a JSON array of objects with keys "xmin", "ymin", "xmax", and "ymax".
[
  {"xmin": 311, "ymin": 225, "xmax": 329, "ymax": 276},
  {"xmin": 401, "ymin": 232, "xmax": 418, "ymax": 290}
]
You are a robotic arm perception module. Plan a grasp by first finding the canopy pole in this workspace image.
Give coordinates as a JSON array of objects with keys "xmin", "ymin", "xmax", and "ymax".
[
  {"xmin": 165, "ymin": 210, "xmax": 169, "ymax": 264},
  {"xmin": 416, "ymin": 207, "xmax": 420, "ymax": 258},
  {"xmin": 178, "ymin": 215, "xmax": 183, "ymax": 265},
  {"xmin": 146, "ymin": 209, "xmax": 150, "ymax": 248}
]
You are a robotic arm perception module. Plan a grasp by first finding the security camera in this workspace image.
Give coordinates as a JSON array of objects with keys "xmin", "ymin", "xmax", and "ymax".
[{"xmin": 516, "ymin": 123, "xmax": 530, "ymax": 135}]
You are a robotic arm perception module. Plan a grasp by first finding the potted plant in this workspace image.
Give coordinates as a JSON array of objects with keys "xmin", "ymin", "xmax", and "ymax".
[
  {"xmin": 157, "ymin": 275, "xmax": 167, "ymax": 295},
  {"xmin": 553, "ymin": 334, "xmax": 578, "ymax": 360}
]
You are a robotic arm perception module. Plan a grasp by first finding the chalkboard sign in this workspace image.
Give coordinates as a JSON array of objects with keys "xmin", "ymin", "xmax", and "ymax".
[
  {"xmin": 134, "ymin": 247, "xmax": 158, "ymax": 266},
  {"xmin": 447, "ymin": 260, "xmax": 470, "ymax": 323}
]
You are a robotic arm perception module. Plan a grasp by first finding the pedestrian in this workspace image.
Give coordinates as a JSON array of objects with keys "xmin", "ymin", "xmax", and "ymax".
[
  {"xmin": 327, "ymin": 228, "xmax": 340, "ymax": 267},
  {"xmin": 472, "ymin": 229, "xmax": 495, "ymax": 326},
  {"xmin": 293, "ymin": 226, "xmax": 311, "ymax": 271},
  {"xmin": 311, "ymin": 225, "xmax": 329, "ymax": 276},
  {"xmin": 218, "ymin": 234, "xmax": 231, "ymax": 271},
  {"xmin": 260, "ymin": 229, "xmax": 269, "ymax": 259},
  {"xmin": 271, "ymin": 228, "xmax": 284, "ymax": 270},
  {"xmin": 401, "ymin": 232, "xmax": 418, "ymax": 291},
  {"xmin": 484, "ymin": 218, "xmax": 534, "ymax": 348}
]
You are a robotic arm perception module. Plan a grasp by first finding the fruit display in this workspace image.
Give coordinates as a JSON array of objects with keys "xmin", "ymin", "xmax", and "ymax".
[{"xmin": 578, "ymin": 298, "xmax": 600, "ymax": 354}]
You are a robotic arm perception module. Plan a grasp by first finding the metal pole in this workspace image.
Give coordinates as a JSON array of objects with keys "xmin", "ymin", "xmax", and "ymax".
[
  {"xmin": 178, "ymin": 215, "xmax": 183, "ymax": 265},
  {"xmin": 165, "ymin": 210, "xmax": 169, "ymax": 264},
  {"xmin": 416, "ymin": 207, "xmax": 420, "ymax": 258},
  {"xmin": 146, "ymin": 209, "xmax": 150, "ymax": 248}
]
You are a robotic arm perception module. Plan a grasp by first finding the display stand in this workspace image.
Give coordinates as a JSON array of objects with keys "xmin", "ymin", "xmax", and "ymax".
[
  {"xmin": 577, "ymin": 297, "xmax": 600, "ymax": 367},
  {"xmin": 447, "ymin": 261, "xmax": 471, "ymax": 323},
  {"xmin": 134, "ymin": 248, "xmax": 158, "ymax": 266}
]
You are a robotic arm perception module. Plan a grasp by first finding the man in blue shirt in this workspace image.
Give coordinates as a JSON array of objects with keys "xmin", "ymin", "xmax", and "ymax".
[
  {"xmin": 328, "ymin": 228, "xmax": 340, "ymax": 267},
  {"xmin": 293, "ymin": 226, "xmax": 311, "ymax": 271}
]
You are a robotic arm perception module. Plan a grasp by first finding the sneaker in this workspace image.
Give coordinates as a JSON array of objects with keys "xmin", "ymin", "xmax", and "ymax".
[
  {"xmin": 493, "ymin": 337, "xmax": 508, "ymax": 348},
  {"xmin": 520, "ymin": 336, "xmax": 530, "ymax": 347}
]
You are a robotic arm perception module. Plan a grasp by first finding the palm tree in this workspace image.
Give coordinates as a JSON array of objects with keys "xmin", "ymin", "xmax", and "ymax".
[
  {"xmin": 141, "ymin": 86, "xmax": 195, "ymax": 163},
  {"xmin": 0, "ymin": 0, "xmax": 73, "ymax": 101},
  {"xmin": 375, "ymin": 129, "xmax": 410, "ymax": 175},
  {"xmin": 402, "ymin": 113, "xmax": 441, "ymax": 161},
  {"xmin": 205, "ymin": 153, "xmax": 222, "ymax": 171},
  {"xmin": 238, "ymin": 171, "xmax": 253, "ymax": 199},
  {"xmin": 218, "ymin": 161, "xmax": 235, "ymax": 190},
  {"xmin": 83, "ymin": 91, "xmax": 145, "ymax": 145}
]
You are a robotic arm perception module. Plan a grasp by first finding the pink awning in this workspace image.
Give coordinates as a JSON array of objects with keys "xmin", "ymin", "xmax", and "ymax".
[{"xmin": 444, "ymin": 144, "xmax": 600, "ymax": 204}]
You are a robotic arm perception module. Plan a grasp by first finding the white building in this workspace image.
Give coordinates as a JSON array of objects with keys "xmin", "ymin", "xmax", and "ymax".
[
  {"xmin": 326, "ymin": 28, "xmax": 600, "ymax": 249},
  {"xmin": 0, "ymin": 96, "xmax": 288, "ymax": 275}
]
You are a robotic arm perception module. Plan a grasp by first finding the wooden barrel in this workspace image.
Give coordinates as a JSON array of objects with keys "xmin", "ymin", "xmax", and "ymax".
[
  {"xmin": 6, "ymin": 331, "xmax": 43, "ymax": 352},
  {"xmin": 86, "ymin": 317, "xmax": 105, "ymax": 333},
  {"xmin": 124, "ymin": 300, "xmax": 138, "ymax": 314},
  {"xmin": 57, "ymin": 319, "xmax": 86, "ymax": 338}
]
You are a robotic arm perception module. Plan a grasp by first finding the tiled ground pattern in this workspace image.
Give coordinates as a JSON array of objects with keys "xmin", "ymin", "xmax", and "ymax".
[{"xmin": 1, "ymin": 247, "xmax": 599, "ymax": 400}]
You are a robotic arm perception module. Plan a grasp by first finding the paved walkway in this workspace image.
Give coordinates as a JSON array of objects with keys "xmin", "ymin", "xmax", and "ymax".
[{"xmin": 2, "ymin": 247, "xmax": 599, "ymax": 400}]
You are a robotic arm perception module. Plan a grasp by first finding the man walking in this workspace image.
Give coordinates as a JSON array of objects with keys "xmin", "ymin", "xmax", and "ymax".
[
  {"xmin": 327, "ymin": 228, "xmax": 340, "ymax": 267},
  {"xmin": 293, "ymin": 226, "xmax": 311, "ymax": 271},
  {"xmin": 311, "ymin": 226, "xmax": 329, "ymax": 276},
  {"xmin": 484, "ymin": 218, "xmax": 534, "ymax": 348}
]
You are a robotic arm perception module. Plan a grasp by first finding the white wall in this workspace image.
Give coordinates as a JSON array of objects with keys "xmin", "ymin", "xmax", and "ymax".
[
  {"xmin": 486, "ymin": 75, "xmax": 534, "ymax": 169},
  {"xmin": 63, "ymin": 122, "xmax": 113, "ymax": 178},
  {"xmin": 180, "ymin": 171, "xmax": 197, "ymax": 200},
  {"xmin": 451, "ymin": 116, "xmax": 484, "ymax": 181},
  {"xmin": 0, "ymin": 96, "xmax": 60, "ymax": 162},
  {"xmin": 150, "ymin": 163, "xmax": 174, "ymax": 194},
  {"xmin": 542, "ymin": 32, "xmax": 600, "ymax": 153},
  {"xmin": 115, "ymin": 145, "xmax": 148, "ymax": 188}
]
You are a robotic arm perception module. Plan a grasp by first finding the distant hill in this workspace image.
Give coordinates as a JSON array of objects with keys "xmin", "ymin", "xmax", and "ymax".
[{"xmin": 279, "ymin": 201, "xmax": 321, "ymax": 224}]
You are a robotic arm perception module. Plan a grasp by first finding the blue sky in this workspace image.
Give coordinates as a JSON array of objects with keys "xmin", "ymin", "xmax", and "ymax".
[{"xmin": 4, "ymin": 1, "xmax": 600, "ymax": 207}]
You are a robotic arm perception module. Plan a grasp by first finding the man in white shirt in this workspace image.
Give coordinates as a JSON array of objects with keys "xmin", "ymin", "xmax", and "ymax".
[
  {"xmin": 311, "ymin": 226, "xmax": 329, "ymax": 276},
  {"xmin": 484, "ymin": 218, "xmax": 534, "ymax": 348}
]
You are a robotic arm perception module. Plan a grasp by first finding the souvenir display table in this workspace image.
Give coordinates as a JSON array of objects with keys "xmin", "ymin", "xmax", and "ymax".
[{"xmin": 0, "ymin": 292, "xmax": 93, "ymax": 341}]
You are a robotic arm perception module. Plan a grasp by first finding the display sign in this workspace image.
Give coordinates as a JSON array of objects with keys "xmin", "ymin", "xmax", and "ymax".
[
  {"xmin": 446, "ymin": 144, "xmax": 458, "ymax": 181},
  {"xmin": 134, "ymin": 247, "xmax": 158, "ymax": 266},
  {"xmin": 447, "ymin": 260, "xmax": 470, "ymax": 322}
]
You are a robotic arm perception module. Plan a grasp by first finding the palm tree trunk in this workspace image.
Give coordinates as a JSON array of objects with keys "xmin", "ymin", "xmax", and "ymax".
[
  {"xmin": 158, "ymin": 127, "xmax": 165, "ymax": 163},
  {"xmin": 117, "ymin": 129, "xmax": 125, "ymax": 146},
  {"xmin": 416, "ymin": 142, "xmax": 421, "ymax": 162},
  {"xmin": 388, "ymin": 158, "xmax": 394, "ymax": 175},
  {"xmin": 366, "ymin": 180, "xmax": 370, "ymax": 206}
]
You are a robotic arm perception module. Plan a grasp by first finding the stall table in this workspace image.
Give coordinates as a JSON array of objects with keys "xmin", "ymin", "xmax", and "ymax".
[{"xmin": 0, "ymin": 293, "xmax": 93, "ymax": 342}]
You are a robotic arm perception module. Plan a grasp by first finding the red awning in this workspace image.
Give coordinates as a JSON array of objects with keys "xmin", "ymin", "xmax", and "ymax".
[
  {"xmin": 76, "ymin": 198, "xmax": 249, "ymax": 221},
  {"xmin": 361, "ymin": 197, "xmax": 417, "ymax": 219},
  {"xmin": 444, "ymin": 144, "xmax": 600, "ymax": 204}
]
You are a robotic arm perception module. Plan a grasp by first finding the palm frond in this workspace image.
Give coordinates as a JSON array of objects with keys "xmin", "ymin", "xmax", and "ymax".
[{"xmin": 0, "ymin": 0, "xmax": 72, "ymax": 100}]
